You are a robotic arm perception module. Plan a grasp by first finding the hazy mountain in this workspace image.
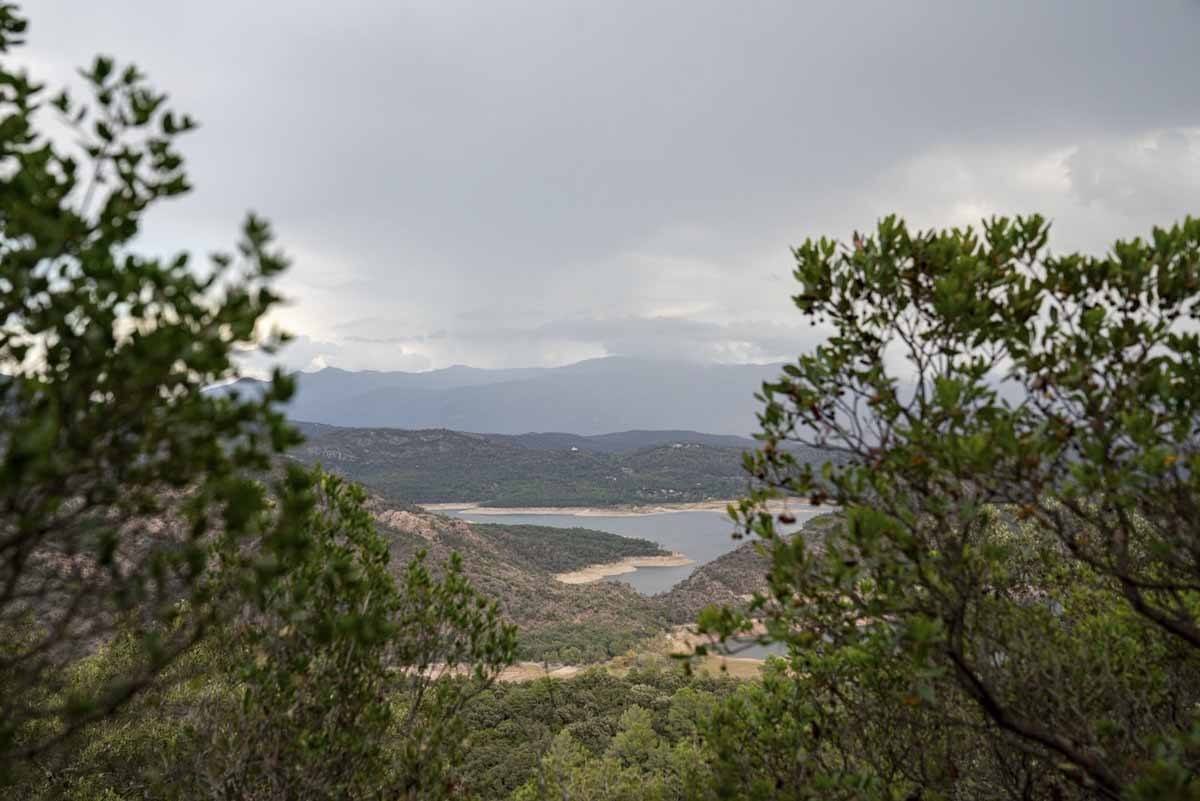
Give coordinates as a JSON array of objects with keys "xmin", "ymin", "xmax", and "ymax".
[{"xmin": 217, "ymin": 357, "xmax": 785, "ymax": 435}]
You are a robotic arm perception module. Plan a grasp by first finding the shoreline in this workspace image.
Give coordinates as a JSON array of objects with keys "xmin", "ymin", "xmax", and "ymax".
[
  {"xmin": 420, "ymin": 500, "xmax": 737, "ymax": 518},
  {"xmin": 420, "ymin": 499, "xmax": 838, "ymax": 519},
  {"xmin": 553, "ymin": 553, "xmax": 694, "ymax": 584}
]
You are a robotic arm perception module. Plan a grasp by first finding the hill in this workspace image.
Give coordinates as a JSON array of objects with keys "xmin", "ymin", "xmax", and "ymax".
[
  {"xmin": 289, "ymin": 425, "xmax": 764, "ymax": 506},
  {"xmin": 468, "ymin": 523, "xmax": 668, "ymax": 573},
  {"xmin": 368, "ymin": 500, "xmax": 670, "ymax": 662},
  {"xmin": 214, "ymin": 356, "xmax": 785, "ymax": 435},
  {"xmin": 368, "ymin": 501, "xmax": 840, "ymax": 662},
  {"xmin": 290, "ymin": 424, "xmax": 838, "ymax": 508},
  {"xmin": 658, "ymin": 513, "xmax": 841, "ymax": 622},
  {"xmin": 487, "ymin": 429, "xmax": 760, "ymax": 453}
]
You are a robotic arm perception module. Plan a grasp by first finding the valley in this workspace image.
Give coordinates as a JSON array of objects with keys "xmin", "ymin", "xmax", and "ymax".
[
  {"xmin": 366, "ymin": 488, "xmax": 834, "ymax": 664},
  {"xmin": 285, "ymin": 403, "xmax": 840, "ymax": 667},
  {"xmin": 444, "ymin": 508, "xmax": 761, "ymax": 595}
]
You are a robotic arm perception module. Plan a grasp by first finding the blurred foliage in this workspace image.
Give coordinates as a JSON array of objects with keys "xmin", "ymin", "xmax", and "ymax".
[
  {"xmin": 0, "ymin": 0, "xmax": 306, "ymax": 771},
  {"xmin": 0, "ymin": 4, "xmax": 516, "ymax": 797},
  {"xmin": 712, "ymin": 215, "xmax": 1200, "ymax": 799},
  {"xmin": 19, "ymin": 470, "xmax": 517, "ymax": 801}
]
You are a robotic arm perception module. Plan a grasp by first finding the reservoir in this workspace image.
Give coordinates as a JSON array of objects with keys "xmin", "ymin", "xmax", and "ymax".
[{"xmin": 446, "ymin": 507, "xmax": 824, "ymax": 595}]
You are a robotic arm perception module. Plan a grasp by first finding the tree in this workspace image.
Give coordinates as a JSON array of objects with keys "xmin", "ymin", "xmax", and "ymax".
[
  {"xmin": 664, "ymin": 686, "xmax": 716, "ymax": 743},
  {"xmin": 513, "ymin": 697, "xmax": 718, "ymax": 801},
  {"xmin": 712, "ymin": 215, "xmax": 1200, "ymax": 799},
  {"xmin": 607, "ymin": 705, "xmax": 664, "ymax": 772},
  {"xmin": 21, "ymin": 469, "xmax": 518, "ymax": 801},
  {"xmin": 0, "ymin": 1, "xmax": 309, "ymax": 774},
  {"xmin": 184, "ymin": 471, "xmax": 518, "ymax": 801},
  {"xmin": 516, "ymin": 727, "xmax": 667, "ymax": 801}
]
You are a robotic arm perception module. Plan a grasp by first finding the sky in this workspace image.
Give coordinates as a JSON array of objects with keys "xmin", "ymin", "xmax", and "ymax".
[{"xmin": 21, "ymin": 1, "xmax": 1200, "ymax": 372}]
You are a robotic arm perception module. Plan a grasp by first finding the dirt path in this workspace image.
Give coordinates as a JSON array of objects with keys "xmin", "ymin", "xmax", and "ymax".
[{"xmin": 498, "ymin": 662, "xmax": 584, "ymax": 682}]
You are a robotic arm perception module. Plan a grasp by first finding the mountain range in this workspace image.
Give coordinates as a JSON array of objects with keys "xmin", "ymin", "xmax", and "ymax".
[{"xmin": 217, "ymin": 356, "xmax": 786, "ymax": 435}]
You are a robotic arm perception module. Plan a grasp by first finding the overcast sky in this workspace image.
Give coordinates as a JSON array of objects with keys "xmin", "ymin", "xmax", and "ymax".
[{"xmin": 23, "ymin": 1, "xmax": 1200, "ymax": 372}]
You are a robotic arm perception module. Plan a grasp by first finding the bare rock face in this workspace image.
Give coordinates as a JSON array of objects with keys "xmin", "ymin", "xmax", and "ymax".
[
  {"xmin": 367, "ymin": 499, "xmax": 486, "ymax": 549},
  {"xmin": 372, "ymin": 508, "xmax": 439, "ymax": 540}
]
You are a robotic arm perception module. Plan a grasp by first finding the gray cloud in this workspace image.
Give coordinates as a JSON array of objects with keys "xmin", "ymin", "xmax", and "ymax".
[
  {"xmin": 1067, "ymin": 129, "xmax": 1200, "ymax": 219},
  {"xmin": 22, "ymin": 0, "xmax": 1200, "ymax": 370},
  {"xmin": 334, "ymin": 316, "xmax": 450, "ymax": 345},
  {"xmin": 529, "ymin": 316, "xmax": 822, "ymax": 363},
  {"xmin": 341, "ymin": 336, "xmax": 414, "ymax": 346},
  {"xmin": 245, "ymin": 316, "xmax": 816, "ymax": 373},
  {"xmin": 240, "ymin": 335, "xmax": 434, "ymax": 374}
]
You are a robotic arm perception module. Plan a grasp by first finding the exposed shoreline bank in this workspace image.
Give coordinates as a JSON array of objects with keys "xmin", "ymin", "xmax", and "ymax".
[
  {"xmin": 422, "ymin": 499, "xmax": 839, "ymax": 521},
  {"xmin": 553, "ymin": 553, "xmax": 695, "ymax": 584},
  {"xmin": 420, "ymin": 499, "xmax": 834, "ymax": 518},
  {"xmin": 420, "ymin": 500, "xmax": 737, "ymax": 517}
]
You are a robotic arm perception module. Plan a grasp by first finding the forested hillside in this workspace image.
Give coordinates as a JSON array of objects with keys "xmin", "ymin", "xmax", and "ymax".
[
  {"xmin": 458, "ymin": 664, "xmax": 740, "ymax": 799},
  {"xmin": 364, "ymin": 497, "xmax": 840, "ymax": 663},
  {"xmin": 288, "ymin": 424, "xmax": 836, "ymax": 507},
  {"xmin": 469, "ymin": 523, "xmax": 667, "ymax": 573},
  {"xmin": 657, "ymin": 513, "xmax": 838, "ymax": 623},
  {"xmin": 485, "ymin": 428, "xmax": 758, "ymax": 453},
  {"xmin": 292, "ymin": 426, "xmax": 744, "ymax": 505},
  {"xmin": 368, "ymin": 502, "xmax": 671, "ymax": 662}
]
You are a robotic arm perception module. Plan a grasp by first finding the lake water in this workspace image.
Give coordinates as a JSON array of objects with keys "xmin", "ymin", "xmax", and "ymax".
[
  {"xmin": 448, "ymin": 508, "xmax": 823, "ymax": 595},
  {"xmin": 725, "ymin": 640, "xmax": 788, "ymax": 659}
]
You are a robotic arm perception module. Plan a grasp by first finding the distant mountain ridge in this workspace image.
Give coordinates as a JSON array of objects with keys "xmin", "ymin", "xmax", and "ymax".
[
  {"xmin": 288, "ymin": 424, "xmax": 765, "ymax": 507},
  {"xmin": 288, "ymin": 422, "xmax": 836, "ymax": 507},
  {"xmin": 214, "ymin": 356, "xmax": 785, "ymax": 435},
  {"xmin": 490, "ymin": 429, "xmax": 758, "ymax": 453},
  {"xmin": 292, "ymin": 422, "xmax": 758, "ymax": 454}
]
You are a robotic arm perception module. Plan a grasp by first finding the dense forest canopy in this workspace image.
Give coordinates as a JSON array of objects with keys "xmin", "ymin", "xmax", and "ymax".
[{"xmin": 470, "ymin": 523, "xmax": 667, "ymax": 573}]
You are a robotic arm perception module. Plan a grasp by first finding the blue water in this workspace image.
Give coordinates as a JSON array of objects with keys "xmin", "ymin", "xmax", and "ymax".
[
  {"xmin": 724, "ymin": 640, "xmax": 788, "ymax": 659},
  {"xmin": 447, "ymin": 508, "xmax": 823, "ymax": 595}
]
